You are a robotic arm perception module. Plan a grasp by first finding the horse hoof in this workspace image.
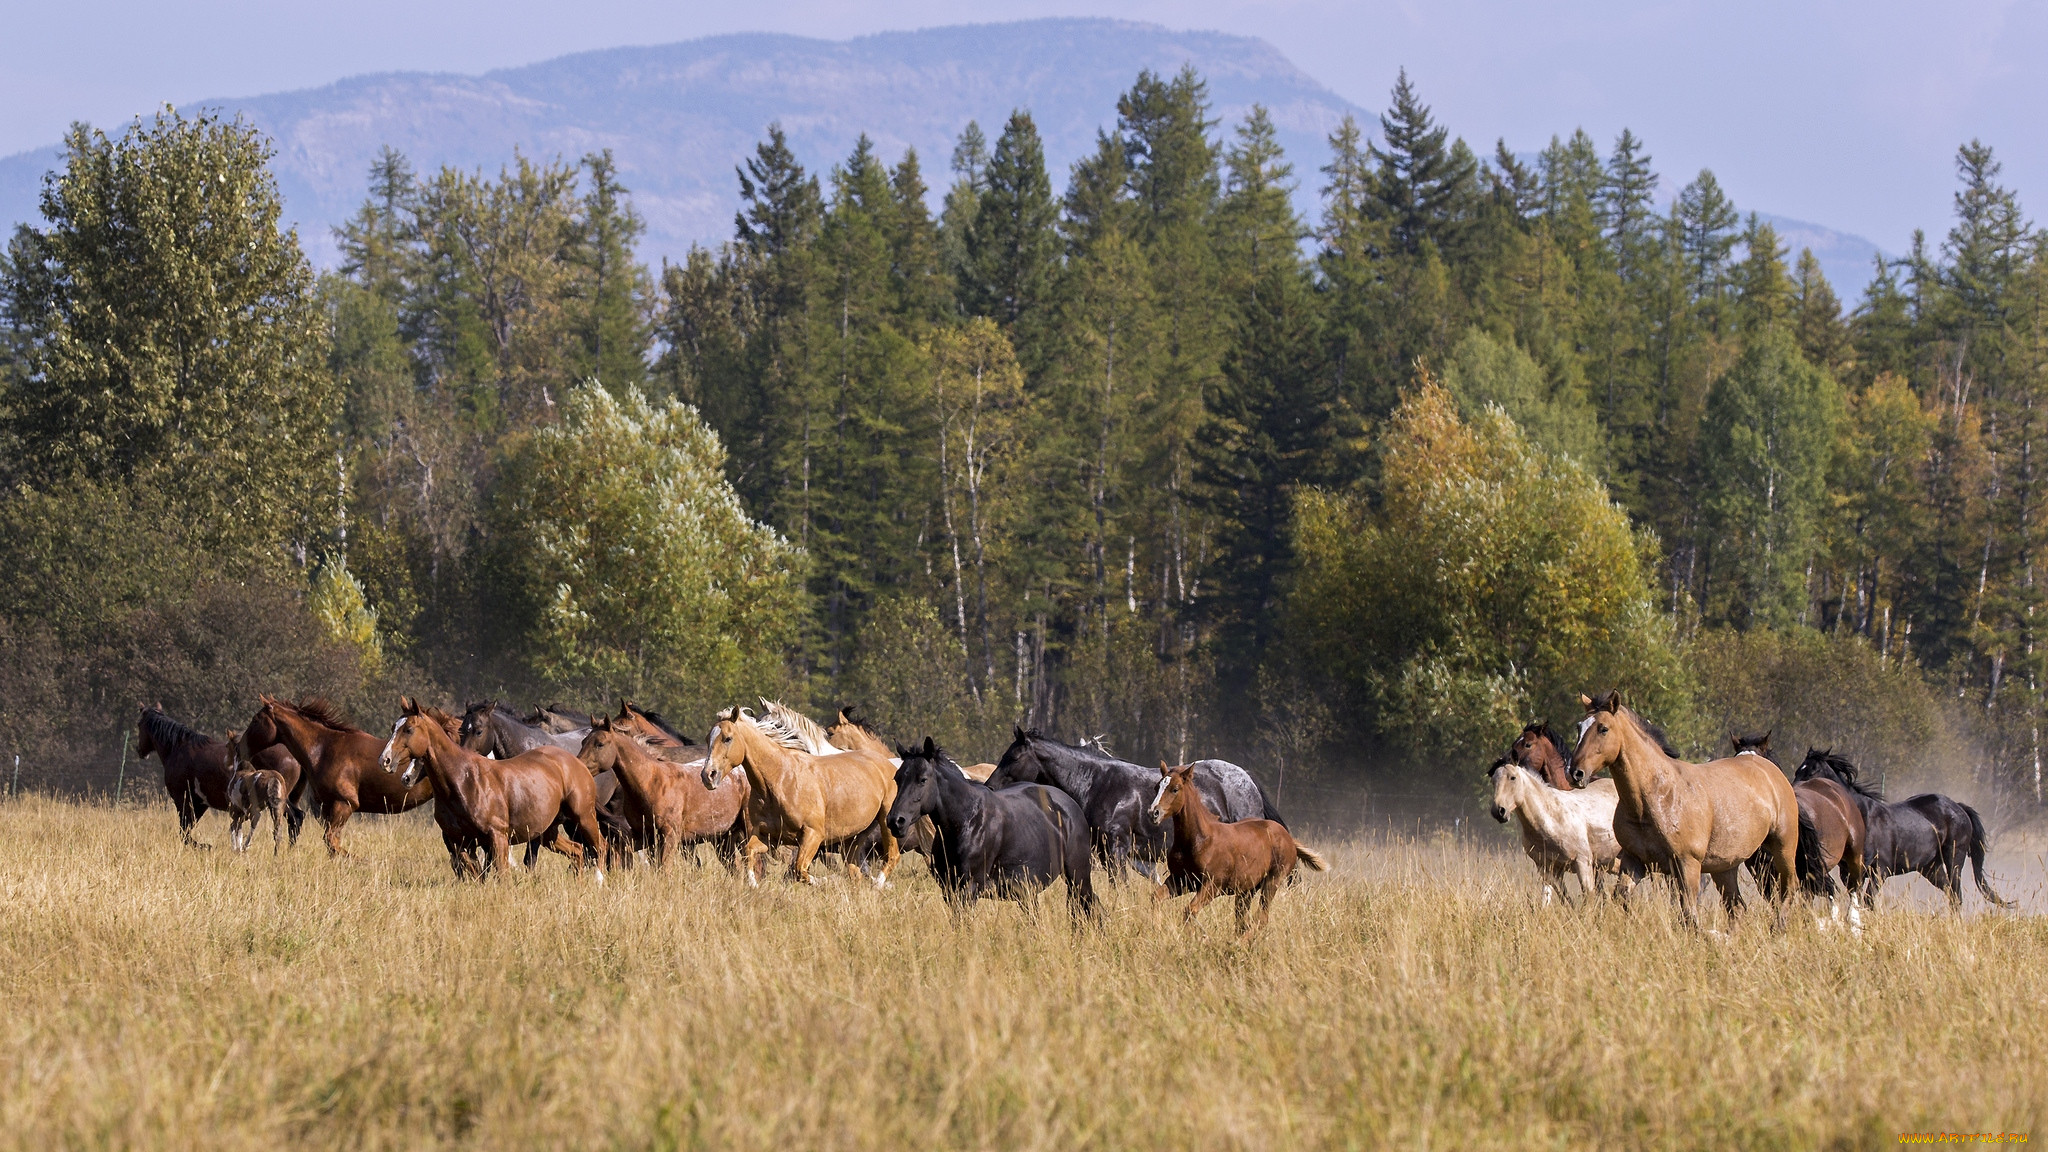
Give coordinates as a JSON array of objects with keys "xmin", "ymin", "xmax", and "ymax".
[
  {"xmin": 594, "ymin": 870, "xmax": 605, "ymax": 887},
  {"xmin": 873, "ymin": 875, "xmax": 890, "ymax": 890}
]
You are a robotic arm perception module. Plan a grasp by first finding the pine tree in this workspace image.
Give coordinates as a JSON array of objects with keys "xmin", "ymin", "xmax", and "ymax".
[
  {"xmin": 1371, "ymin": 69, "xmax": 1478, "ymax": 259},
  {"xmin": 960, "ymin": 111, "xmax": 1059, "ymax": 333}
]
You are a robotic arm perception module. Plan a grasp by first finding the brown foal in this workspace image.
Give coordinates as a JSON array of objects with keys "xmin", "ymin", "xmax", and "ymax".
[{"xmin": 1148, "ymin": 762, "xmax": 1328, "ymax": 939}]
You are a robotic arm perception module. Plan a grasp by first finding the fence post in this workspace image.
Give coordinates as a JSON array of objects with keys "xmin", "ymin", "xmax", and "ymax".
[
  {"xmin": 8, "ymin": 755, "xmax": 16, "ymax": 799},
  {"xmin": 114, "ymin": 732, "xmax": 129, "ymax": 803}
]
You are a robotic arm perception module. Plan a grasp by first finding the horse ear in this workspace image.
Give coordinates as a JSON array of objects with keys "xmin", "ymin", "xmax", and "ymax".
[
  {"xmin": 1763, "ymin": 728, "xmax": 1772, "ymax": 742},
  {"xmin": 400, "ymin": 695, "xmax": 420, "ymax": 715},
  {"xmin": 923, "ymin": 735, "xmax": 938, "ymax": 757},
  {"xmin": 1160, "ymin": 761, "xmax": 1172, "ymax": 776},
  {"xmin": 1578, "ymin": 693, "xmax": 1593, "ymax": 710}
]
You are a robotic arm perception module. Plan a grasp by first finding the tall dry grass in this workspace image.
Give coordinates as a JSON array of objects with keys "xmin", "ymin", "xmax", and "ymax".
[{"xmin": 0, "ymin": 795, "xmax": 2042, "ymax": 1150}]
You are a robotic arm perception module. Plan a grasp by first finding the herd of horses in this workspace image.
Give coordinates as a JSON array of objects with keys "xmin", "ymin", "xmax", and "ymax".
[
  {"xmin": 1490, "ymin": 692, "xmax": 2012, "ymax": 930},
  {"xmin": 133, "ymin": 688, "xmax": 2015, "ymax": 935},
  {"xmin": 134, "ymin": 696, "xmax": 1322, "ymax": 938}
]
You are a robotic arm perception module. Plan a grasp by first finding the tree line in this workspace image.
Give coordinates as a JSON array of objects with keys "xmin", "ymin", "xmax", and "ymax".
[{"xmin": 1, "ymin": 70, "xmax": 2040, "ymax": 808}]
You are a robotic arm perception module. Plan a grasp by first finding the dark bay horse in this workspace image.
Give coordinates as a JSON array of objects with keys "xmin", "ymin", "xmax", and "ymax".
[
  {"xmin": 1730, "ymin": 737, "xmax": 1866, "ymax": 931},
  {"xmin": 1149, "ymin": 762, "xmax": 1328, "ymax": 939},
  {"xmin": 381, "ymin": 697, "xmax": 608, "ymax": 879},
  {"xmin": 885, "ymin": 738, "xmax": 1095, "ymax": 918},
  {"xmin": 244, "ymin": 696, "xmax": 433, "ymax": 856},
  {"xmin": 1508, "ymin": 722, "xmax": 1577, "ymax": 789},
  {"xmin": 137, "ymin": 705, "xmax": 302, "ymax": 848},
  {"xmin": 987, "ymin": 730, "xmax": 1278, "ymax": 881},
  {"xmin": 577, "ymin": 717, "xmax": 746, "ymax": 867},
  {"xmin": 1571, "ymin": 692, "xmax": 1799, "ymax": 928},
  {"xmin": 1794, "ymin": 750, "xmax": 2010, "ymax": 912}
]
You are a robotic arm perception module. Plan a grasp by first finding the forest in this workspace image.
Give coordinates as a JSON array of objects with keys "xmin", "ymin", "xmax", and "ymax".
[{"xmin": 1, "ymin": 67, "xmax": 2041, "ymax": 812}]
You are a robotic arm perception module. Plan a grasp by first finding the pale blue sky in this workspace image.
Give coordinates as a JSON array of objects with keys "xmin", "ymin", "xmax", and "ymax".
[{"xmin": 3, "ymin": 0, "xmax": 2041, "ymax": 250}]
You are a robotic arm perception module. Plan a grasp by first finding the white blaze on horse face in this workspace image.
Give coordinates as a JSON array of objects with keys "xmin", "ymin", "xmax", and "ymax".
[
  {"xmin": 1148, "ymin": 775, "xmax": 1172, "ymax": 822},
  {"xmin": 1577, "ymin": 715, "xmax": 1595, "ymax": 743}
]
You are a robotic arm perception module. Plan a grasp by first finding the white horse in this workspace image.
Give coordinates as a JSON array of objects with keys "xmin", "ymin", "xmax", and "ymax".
[{"xmin": 1488, "ymin": 757, "xmax": 1627, "ymax": 905}]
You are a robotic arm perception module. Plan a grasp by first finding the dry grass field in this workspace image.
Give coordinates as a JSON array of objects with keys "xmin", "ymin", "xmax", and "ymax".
[{"xmin": 0, "ymin": 795, "xmax": 2043, "ymax": 1150}]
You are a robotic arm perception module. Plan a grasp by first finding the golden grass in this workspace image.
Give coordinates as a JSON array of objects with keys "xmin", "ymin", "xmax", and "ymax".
[{"xmin": 0, "ymin": 795, "xmax": 2043, "ymax": 1150}]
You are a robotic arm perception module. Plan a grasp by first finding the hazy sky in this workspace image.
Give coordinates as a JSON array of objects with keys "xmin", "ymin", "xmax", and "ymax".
[{"xmin": 5, "ymin": 0, "xmax": 2041, "ymax": 250}]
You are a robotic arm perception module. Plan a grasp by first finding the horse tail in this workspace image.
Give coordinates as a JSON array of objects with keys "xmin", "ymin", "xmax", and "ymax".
[
  {"xmin": 1963, "ymin": 803, "xmax": 2014, "ymax": 909},
  {"xmin": 1294, "ymin": 843, "xmax": 1329, "ymax": 872},
  {"xmin": 1260, "ymin": 784, "xmax": 1288, "ymax": 828},
  {"xmin": 1793, "ymin": 806, "xmax": 1833, "ymax": 898}
]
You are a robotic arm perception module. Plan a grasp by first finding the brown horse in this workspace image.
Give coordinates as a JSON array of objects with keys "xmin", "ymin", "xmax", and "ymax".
[
  {"xmin": 243, "ymin": 696, "xmax": 433, "ymax": 857},
  {"xmin": 1571, "ymin": 692, "xmax": 1799, "ymax": 927},
  {"xmin": 137, "ymin": 705, "xmax": 302, "ymax": 848},
  {"xmin": 224, "ymin": 755, "xmax": 290, "ymax": 855},
  {"xmin": 1148, "ymin": 762, "xmax": 1327, "ymax": 939},
  {"xmin": 829, "ymin": 706, "xmax": 997, "ymax": 781},
  {"xmin": 577, "ymin": 717, "xmax": 747, "ymax": 867},
  {"xmin": 702, "ymin": 706, "xmax": 900, "ymax": 887},
  {"xmin": 1729, "ymin": 736, "xmax": 1867, "ymax": 932},
  {"xmin": 380, "ymin": 696, "xmax": 608, "ymax": 879},
  {"xmin": 1508, "ymin": 721, "xmax": 1577, "ymax": 789},
  {"xmin": 614, "ymin": 701, "xmax": 692, "ymax": 748}
]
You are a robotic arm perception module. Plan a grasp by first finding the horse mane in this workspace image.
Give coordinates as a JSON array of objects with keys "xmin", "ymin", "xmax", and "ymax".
[
  {"xmin": 286, "ymin": 697, "xmax": 365, "ymax": 735},
  {"xmin": 1615, "ymin": 705, "xmax": 1680, "ymax": 758},
  {"xmin": 140, "ymin": 707, "xmax": 213, "ymax": 752},
  {"xmin": 1524, "ymin": 720, "xmax": 1571, "ymax": 759},
  {"xmin": 836, "ymin": 703, "xmax": 887, "ymax": 742},
  {"xmin": 757, "ymin": 700, "xmax": 839, "ymax": 754},
  {"xmin": 630, "ymin": 706, "xmax": 692, "ymax": 745},
  {"xmin": 1805, "ymin": 749, "xmax": 1885, "ymax": 800},
  {"xmin": 740, "ymin": 706, "xmax": 820, "ymax": 753}
]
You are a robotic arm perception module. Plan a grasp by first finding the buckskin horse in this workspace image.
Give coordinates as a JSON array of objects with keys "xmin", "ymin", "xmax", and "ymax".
[
  {"xmin": 885, "ymin": 737, "xmax": 1095, "ymax": 918},
  {"xmin": 1149, "ymin": 762, "xmax": 1327, "ymax": 939},
  {"xmin": 137, "ymin": 705, "xmax": 302, "ymax": 848},
  {"xmin": 243, "ymin": 696, "xmax": 433, "ymax": 857},
  {"xmin": 577, "ymin": 717, "xmax": 747, "ymax": 867},
  {"xmin": 701, "ymin": 705, "xmax": 899, "ymax": 887},
  {"xmin": 1794, "ymin": 749, "xmax": 2010, "ymax": 912},
  {"xmin": 380, "ymin": 697, "xmax": 608, "ymax": 880},
  {"xmin": 1570, "ymin": 691, "xmax": 1799, "ymax": 928},
  {"xmin": 831, "ymin": 705, "xmax": 997, "ymax": 781}
]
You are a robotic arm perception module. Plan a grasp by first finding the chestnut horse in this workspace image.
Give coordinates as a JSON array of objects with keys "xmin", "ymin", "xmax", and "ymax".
[
  {"xmin": 614, "ymin": 701, "xmax": 694, "ymax": 748},
  {"xmin": 243, "ymin": 696, "xmax": 433, "ymax": 857},
  {"xmin": 577, "ymin": 717, "xmax": 747, "ymax": 866},
  {"xmin": 380, "ymin": 697, "xmax": 608, "ymax": 879},
  {"xmin": 1508, "ymin": 721, "xmax": 1577, "ymax": 790},
  {"xmin": 1570, "ymin": 692, "xmax": 1799, "ymax": 927},
  {"xmin": 137, "ymin": 706, "xmax": 302, "ymax": 848},
  {"xmin": 701, "ymin": 706, "xmax": 899, "ymax": 887},
  {"xmin": 1148, "ymin": 762, "xmax": 1327, "ymax": 939},
  {"xmin": 1731, "ymin": 737, "xmax": 1865, "ymax": 933}
]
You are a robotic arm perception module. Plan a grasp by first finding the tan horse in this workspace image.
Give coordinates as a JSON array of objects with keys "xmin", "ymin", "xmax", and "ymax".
[
  {"xmin": 701, "ymin": 706, "xmax": 899, "ymax": 887},
  {"xmin": 577, "ymin": 717, "xmax": 747, "ymax": 867},
  {"xmin": 829, "ymin": 706, "xmax": 996, "ymax": 781},
  {"xmin": 1571, "ymin": 692, "xmax": 1799, "ymax": 927}
]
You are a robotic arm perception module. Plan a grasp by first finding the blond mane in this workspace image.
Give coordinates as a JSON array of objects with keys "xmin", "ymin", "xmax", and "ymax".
[{"xmin": 745, "ymin": 702, "xmax": 842, "ymax": 755}]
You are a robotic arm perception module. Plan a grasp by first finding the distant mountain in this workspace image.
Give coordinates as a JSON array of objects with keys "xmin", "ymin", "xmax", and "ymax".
[
  {"xmin": 1756, "ymin": 213, "xmax": 1895, "ymax": 301},
  {"xmin": 0, "ymin": 20, "xmax": 1363, "ymax": 269},
  {"xmin": 0, "ymin": 18, "xmax": 1894, "ymax": 296}
]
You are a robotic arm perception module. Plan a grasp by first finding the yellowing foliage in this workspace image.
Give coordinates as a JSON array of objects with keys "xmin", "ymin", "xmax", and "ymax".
[{"xmin": 1286, "ymin": 378, "xmax": 1693, "ymax": 763}]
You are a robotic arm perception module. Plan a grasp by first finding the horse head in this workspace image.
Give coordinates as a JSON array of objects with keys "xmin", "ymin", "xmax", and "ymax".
[
  {"xmin": 1149, "ymin": 761, "xmax": 1197, "ymax": 825},
  {"xmin": 1570, "ymin": 692, "xmax": 1627, "ymax": 785},
  {"xmin": 1485, "ymin": 757, "xmax": 1526, "ymax": 823},
  {"xmin": 1730, "ymin": 730, "xmax": 1773, "ymax": 759},
  {"xmin": 886, "ymin": 736, "xmax": 944, "ymax": 839},
  {"xmin": 701, "ymin": 706, "xmax": 745, "ymax": 789},
  {"xmin": 379, "ymin": 696, "xmax": 436, "ymax": 787},
  {"xmin": 987, "ymin": 726, "xmax": 1044, "ymax": 789}
]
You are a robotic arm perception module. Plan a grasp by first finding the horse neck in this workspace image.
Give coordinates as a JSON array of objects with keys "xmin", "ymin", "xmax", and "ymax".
[
  {"xmin": 731, "ymin": 724, "xmax": 804, "ymax": 795},
  {"xmin": 1530, "ymin": 741, "xmax": 1572, "ymax": 789},
  {"xmin": 411, "ymin": 718, "xmax": 483, "ymax": 792},
  {"xmin": 927, "ymin": 761, "xmax": 984, "ymax": 827},
  {"xmin": 608, "ymin": 737, "xmax": 665, "ymax": 789},
  {"xmin": 1607, "ymin": 715, "xmax": 1679, "ymax": 797},
  {"xmin": 271, "ymin": 710, "xmax": 333, "ymax": 770},
  {"xmin": 1034, "ymin": 744, "xmax": 1099, "ymax": 798},
  {"xmin": 1506, "ymin": 772, "xmax": 1566, "ymax": 832},
  {"xmin": 1167, "ymin": 779, "xmax": 1221, "ymax": 843}
]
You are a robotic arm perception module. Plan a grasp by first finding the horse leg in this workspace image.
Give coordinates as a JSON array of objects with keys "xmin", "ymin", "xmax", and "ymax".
[
  {"xmin": 1674, "ymin": 857, "xmax": 1704, "ymax": 927},
  {"xmin": 1243, "ymin": 880, "xmax": 1280, "ymax": 941},
  {"xmin": 740, "ymin": 836, "xmax": 769, "ymax": 888},
  {"xmin": 1183, "ymin": 879, "xmax": 1221, "ymax": 925},
  {"xmin": 1710, "ymin": 867, "xmax": 1744, "ymax": 919},
  {"xmin": 870, "ymin": 820, "xmax": 901, "ymax": 889},
  {"xmin": 323, "ymin": 801, "xmax": 354, "ymax": 858},
  {"xmin": 1573, "ymin": 856, "xmax": 1599, "ymax": 908},
  {"xmin": 269, "ymin": 801, "xmax": 285, "ymax": 856},
  {"xmin": 179, "ymin": 794, "xmax": 212, "ymax": 849},
  {"xmin": 791, "ymin": 827, "xmax": 825, "ymax": 885},
  {"xmin": 486, "ymin": 832, "xmax": 511, "ymax": 880},
  {"xmin": 284, "ymin": 800, "xmax": 304, "ymax": 848},
  {"xmin": 1233, "ymin": 891, "xmax": 1255, "ymax": 937}
]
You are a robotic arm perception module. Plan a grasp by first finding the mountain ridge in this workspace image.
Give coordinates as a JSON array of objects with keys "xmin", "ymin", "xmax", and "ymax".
[{"xmin": 0, "ymin": 18, "xmax": 1890, "ymax": 292}]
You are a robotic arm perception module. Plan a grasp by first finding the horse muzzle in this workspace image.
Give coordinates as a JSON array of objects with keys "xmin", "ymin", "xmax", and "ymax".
[
  {"xmin": 885, "ymin": 814, "xmax": 909, "ymax": 837},
  {"xmin": 1490, "ymin": 805, "xmax": 1508, "ymax": 824},
  {"xmin": 1567, "ymin": 766, "xmax": 1586, "ymax": 787}
]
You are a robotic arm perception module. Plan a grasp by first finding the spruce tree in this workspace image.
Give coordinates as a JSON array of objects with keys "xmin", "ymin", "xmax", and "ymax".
[
  {"xmin": 960, "ymin": 110, "xmax": 1059, "ymax": 331},
  {"xmin": 1371, "ymin": 69, "xmax": 1477, "ymax": 258}
]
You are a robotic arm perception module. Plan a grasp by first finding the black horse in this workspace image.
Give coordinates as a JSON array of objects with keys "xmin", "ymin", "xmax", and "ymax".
[
  {"xmin": 986, "ymin": 729, "xmax": 1283, "ymax": 882},
  {"xmin": 886, "ymin": 738, "xmax": 1094, "ymax": 917},
  {"xmin": 457, "ymin": 700, "xmax": 636, "ymax": 865},
  {"xmin": 1795, "ymin": 749, "xmax": 2012, "ymax": 911}
]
